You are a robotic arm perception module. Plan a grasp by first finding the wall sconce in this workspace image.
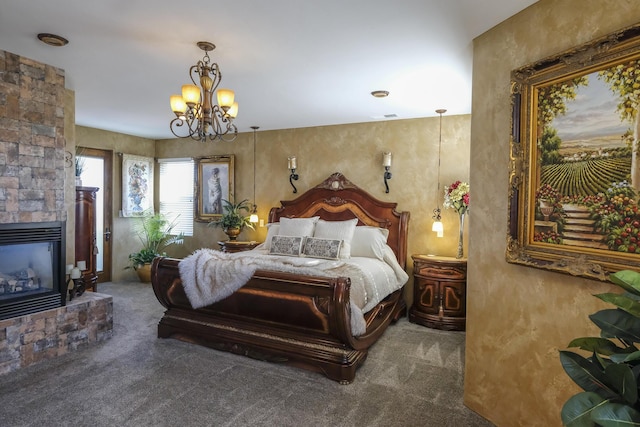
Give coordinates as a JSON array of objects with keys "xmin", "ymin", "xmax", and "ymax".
[
  {"xmin": 288, "ymin": 156, "xmax": 298, "ymax": 193},
  {"xmin": 382, "ymin": 152, "xmax": 392, "ymax": 193},
  {"xmin": 432, "ymin": 109, "xmax": 446, "ymax": 237}
]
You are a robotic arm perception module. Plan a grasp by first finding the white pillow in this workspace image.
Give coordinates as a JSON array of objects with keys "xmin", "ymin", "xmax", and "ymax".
[
  {"xmin": 278, "ymin": 216, "xmax": 320, "ymax": 237},
  {"xmin": 351, "ymin": 226, "xmax": 389, "ymax": 260},
  {"xmin": 263, "ymin": 222, "xmax": 280, "ymax": 250},
  {"xmin": 313, "ymin": 218, "xmax": 358, "ymax": 258}
]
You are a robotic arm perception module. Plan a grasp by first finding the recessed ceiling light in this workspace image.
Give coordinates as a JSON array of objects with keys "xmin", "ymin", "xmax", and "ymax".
[
  {"xmin": 37, "ymin": 33, "xmax": 69, "ymax": 47},
  {"xmin": 371, "ymin": 90, "xmax": 389, "ymax": 98}
]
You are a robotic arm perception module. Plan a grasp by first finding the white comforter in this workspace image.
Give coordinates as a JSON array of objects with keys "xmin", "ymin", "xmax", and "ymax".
[{"xmin": 178, "ymin": 245, "xmax": 408, "ymax": 336}]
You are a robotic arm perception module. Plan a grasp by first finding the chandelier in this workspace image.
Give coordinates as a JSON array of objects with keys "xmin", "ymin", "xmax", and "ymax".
[{"xmin": 169, "ymin": 41, "xmax": 238, "ymax": 142}]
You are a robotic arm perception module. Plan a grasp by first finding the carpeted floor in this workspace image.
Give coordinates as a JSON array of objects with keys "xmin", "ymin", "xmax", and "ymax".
[{"xmin": 0, "ymin": 282, "xmax": 494, "ymax": 427}]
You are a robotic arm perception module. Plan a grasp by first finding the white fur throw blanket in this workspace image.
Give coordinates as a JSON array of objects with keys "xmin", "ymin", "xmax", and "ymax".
[{"xmin": 178, "ymin": 249, "xmax": 368, "ymax": 335}]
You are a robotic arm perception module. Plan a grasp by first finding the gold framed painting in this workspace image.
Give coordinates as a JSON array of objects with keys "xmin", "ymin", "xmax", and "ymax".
[
  {"xmin": 507, "ymin": 23, "xmax": 640, "ymax": 281},
  {"xmin": 195, "ymin": 155, "xmax": 234, "ymax": 222}
]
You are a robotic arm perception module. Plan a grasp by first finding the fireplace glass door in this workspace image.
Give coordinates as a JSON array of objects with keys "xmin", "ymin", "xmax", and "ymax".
[
  {"xmin": 0, "ymin": 222, "xmax": 65, "ymax": 320},
  {"xmin": 0, "ymin": 241, "xmax": 55, "ymax": 300}
]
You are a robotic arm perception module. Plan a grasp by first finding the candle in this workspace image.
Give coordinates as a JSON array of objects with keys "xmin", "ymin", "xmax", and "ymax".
[
  {"xmin": 383, "ymin": 152, "xmax": 392, "ymax": 167},
  {"xmin": 66, "ymin": 264, "xmax": 74, "ymax": 274},
  {"xmin": 70, "ymin": 267, "xmax": 81, "ymax": 279},
  {"xmin": 288, "ymin": 156, "xmax": 297, "ymax": 170},
  {"xmin": 77, "ymin": 260, "xmax": 87, "ymax": 271}
]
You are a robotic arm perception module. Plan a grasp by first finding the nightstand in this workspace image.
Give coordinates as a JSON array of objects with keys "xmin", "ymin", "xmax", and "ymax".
[
  {"xmin": 409, "ymin": 255, "xmax": 467, "ymax": 331},
  {"xmin": 217, "ymin": 240, "xmax": 260, "ymax": 253}
]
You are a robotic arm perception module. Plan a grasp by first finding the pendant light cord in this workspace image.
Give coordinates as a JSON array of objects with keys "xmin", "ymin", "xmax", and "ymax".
[
  {"xmin": 251, "ymin": 126, "xmax": 259, "ymax": 214},
  {"xmin": 433, "ymin": 109, "xmax": 446, "ymax": 222}
]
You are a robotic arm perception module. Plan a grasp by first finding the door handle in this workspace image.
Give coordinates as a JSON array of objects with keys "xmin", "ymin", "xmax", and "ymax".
[{"xmin": 104, "ymin": 227, "xmax": 111, "ymax": 242}]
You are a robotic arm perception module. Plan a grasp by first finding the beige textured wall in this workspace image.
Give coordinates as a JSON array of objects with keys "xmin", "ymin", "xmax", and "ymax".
[
  {"xmin": 75, "ymin": 126, "xmax": 156, "ymax": 281},
  {"xmin": 154, "ymin": 116, "xmax": 471, "ymax": 296},
  {"xmin": 466, "ymin": 0, "xmax": 639, "ymax": 425},
  {"xmin": 80, "ymin": 116, "xmax": 470, "ymax": 285}
]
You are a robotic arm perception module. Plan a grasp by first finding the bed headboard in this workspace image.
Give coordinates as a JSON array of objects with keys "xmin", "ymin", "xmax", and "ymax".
[{"xmin": 268, "ymin": 173, "xmax": 410, "ymax": 269}]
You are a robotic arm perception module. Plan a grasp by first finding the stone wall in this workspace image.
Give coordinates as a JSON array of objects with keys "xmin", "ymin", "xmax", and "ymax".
[
  {"xmin": 0, "ymin": 292, "xmax": 113, "ymax": 375},
  {"xmin": 0, "ymin": 50, "xmax": 66, "ymax": 224}
]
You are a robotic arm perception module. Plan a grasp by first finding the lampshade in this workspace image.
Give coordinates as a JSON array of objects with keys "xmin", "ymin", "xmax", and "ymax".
[
  {"xmin": 227, "ymin": 102, "xmax": 239, "ymax": 118},
  {"xmin": 170, "ymin": 95, "xmax": 187, "ymax": 115},
  {"xmin": 432, "ymin": 220, "xmax": 444, "ymax": 238},
  {"xmin": 383, "ymin": 152, "xmax": 392, "ymax": 167},
  {"xmin": 249, "ymin": 213, "xmax": 259, "ymax": 223},
  {"xmin": 181, "ymin": 84, "xmax": 201, "ymax": 105},
  {"xmin": 217, "ymin": 88, "xmax": 235, "ymax": 108}
]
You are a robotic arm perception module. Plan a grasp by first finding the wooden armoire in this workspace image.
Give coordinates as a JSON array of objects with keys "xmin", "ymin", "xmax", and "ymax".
[{"xmin": 75, "ymin": 186, "xmax": 99, "ymax": 292}]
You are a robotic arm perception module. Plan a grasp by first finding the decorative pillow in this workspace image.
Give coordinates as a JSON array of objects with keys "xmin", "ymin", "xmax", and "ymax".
[
  {"xmin": 313, "ymin": 218, "xmax": 358, "ymax": 258},
  {"xmin": 278, "ymin": 216, "xmax": 320, "ymax": 237},
  {"xmin": 263, "ymin": 222, "xmax": 280, "ymax": 250},
  {"xmin": 269, "ymin": 235, "xmax": 304, "ymax": 256},
  {"xmin": 351, "ymin": 226, "xmax": 389, "ymax": 260},
  {"xmin": 303, "ymin": 237, "xmax": 342, "ymax": 260}
]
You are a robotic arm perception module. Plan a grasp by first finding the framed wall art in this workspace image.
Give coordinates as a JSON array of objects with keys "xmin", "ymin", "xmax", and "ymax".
[
  {"xmin": 195, "ymin": 155, "xmax": 234, "ymax": 222},
  {"xmin": 122, "ymin": 154, "xmax": 154, "ymax": 217},
  {"xmin": 507, "ymin": 23, "xmax": 640, "ymax": 281}
]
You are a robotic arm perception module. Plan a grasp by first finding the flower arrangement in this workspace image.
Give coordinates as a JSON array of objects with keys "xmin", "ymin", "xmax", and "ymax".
[{"xmin": 444, "ymin": 180, "xmax": 470, "ymax": 215}]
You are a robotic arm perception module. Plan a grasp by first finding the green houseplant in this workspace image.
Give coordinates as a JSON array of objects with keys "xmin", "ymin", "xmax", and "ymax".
[
  {"xmin": 208, "ymin": 199, "xmax": 255, "ymax": 241},
  {"xmin": 127, "ymin": 212, "xmax": 183, "ymax": 281},
  {"xmin": 560, "ymin": 269, "xmax": 640, "ymax": 426}
]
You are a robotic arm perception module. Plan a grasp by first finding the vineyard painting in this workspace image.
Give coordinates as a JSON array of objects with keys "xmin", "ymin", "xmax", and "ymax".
[
  {"xmin": 535, "ymin": 63, "xmax": 638, "ymax": 253},
  {"xmin": 507, "ymin": 23, "xmax": 640, "ymax": 279}
]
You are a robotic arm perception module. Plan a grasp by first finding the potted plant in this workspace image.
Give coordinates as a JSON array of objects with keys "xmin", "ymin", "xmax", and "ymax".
[
  {"xmin": 208, "ymin": 199, "xmax": 255, "ymax": 241},
  {"xmin": 127, "ymin": 212, "xmax": 183, "ymax": 282},
  {"xmin": 560, "ymin": 269, "xmax": 640, "ymax": 425}
]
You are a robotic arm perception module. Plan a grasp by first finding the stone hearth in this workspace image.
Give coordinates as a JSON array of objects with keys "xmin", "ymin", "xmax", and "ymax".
[{"xmin": 0, "ymin": 292, "xmax": 112, "ymax": 375}]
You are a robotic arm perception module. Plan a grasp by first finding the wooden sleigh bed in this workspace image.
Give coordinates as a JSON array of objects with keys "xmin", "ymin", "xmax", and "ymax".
[{"xmin": 151, "ymin": 173, "xmax": 410, "ymax": 383}]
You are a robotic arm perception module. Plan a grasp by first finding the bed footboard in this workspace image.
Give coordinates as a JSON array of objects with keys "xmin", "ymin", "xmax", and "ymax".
[{"xmin": 151, "ymin": 256, "xmax": 404, "ymax": 384}]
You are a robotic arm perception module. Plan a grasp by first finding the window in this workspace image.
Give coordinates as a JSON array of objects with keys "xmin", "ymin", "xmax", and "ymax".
[{"xmin": 159, "ymin": 158, "xmax": 194, "ymax": 237}]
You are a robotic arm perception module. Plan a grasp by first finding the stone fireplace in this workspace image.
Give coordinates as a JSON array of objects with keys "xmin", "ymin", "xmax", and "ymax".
[
  {"xmin": 0, "ymin": 49, "xmax": 112, "ymax": 375},
  {"xmin": 0, "ymin": 50, "xmax": 67, "ymax": 291}
]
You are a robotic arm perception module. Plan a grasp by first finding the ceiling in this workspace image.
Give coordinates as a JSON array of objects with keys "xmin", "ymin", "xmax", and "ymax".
[{"xmin": 0, "ymin": 1, "xmax": 537, "ymax": 140}]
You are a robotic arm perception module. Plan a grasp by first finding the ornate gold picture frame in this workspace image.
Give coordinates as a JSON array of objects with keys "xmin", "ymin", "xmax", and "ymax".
[
  {"xmin": 507, "ymin": 24, "xmax": 640, "ymax": 281},
  {"xmin": 195, "ymin": 155, "xmax": 234, "ymax": 222}
]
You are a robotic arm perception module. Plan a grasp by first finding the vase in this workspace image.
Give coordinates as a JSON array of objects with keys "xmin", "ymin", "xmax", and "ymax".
[
  {"xmin": 135, "ymin": 263, "xmax": 152, "ymax": 283},
  {"xmin": 224, "ymin": 227, "xmax": 241, "ymax": 241},
  {"xmin": 456, "ymin": 212, "xmax": 466, "ymax": 259}
]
